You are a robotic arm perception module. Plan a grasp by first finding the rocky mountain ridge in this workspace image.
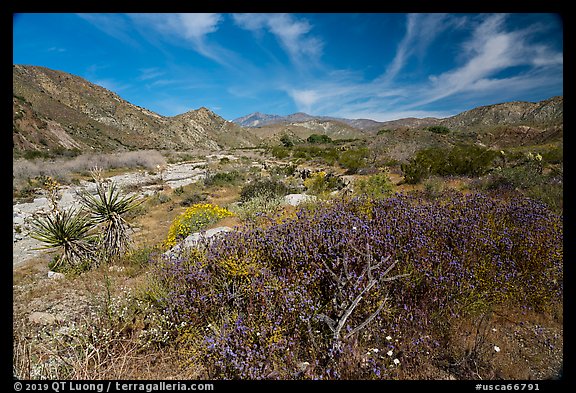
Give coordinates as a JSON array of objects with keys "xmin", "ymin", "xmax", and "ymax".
[
  {"xmin": 234, "ymin": 95, "xmax": 563, "ymax": 134},
  {"xmin": 13, "ymin": 65, "xmax": 260, "ymax": 154},
  {"xmin": 440, "ymin": 96, "xmax": 563, "ymax": 130},
  {"xmin": 233, "ymin": 111, "xmax": 384, "ymax": 131},
  {"xmin": 14, "ymin": 64, "xmax": 562, "ymax": 155}
]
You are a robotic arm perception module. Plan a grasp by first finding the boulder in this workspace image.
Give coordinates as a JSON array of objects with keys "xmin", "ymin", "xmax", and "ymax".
[
  {"xmin": 28, "ymin": 311, "xmax": 59, "ymax": 325},
  {"xmin": 183, "ymin": 226, "xmax": 233, "ymax": 247},
  {"xmin": 283, "ymin": 194, "xmax": 317, "ymax": 206},
  {"xmin": 164, "ymin": 226, "xmax": 234, "ymax": 258}
]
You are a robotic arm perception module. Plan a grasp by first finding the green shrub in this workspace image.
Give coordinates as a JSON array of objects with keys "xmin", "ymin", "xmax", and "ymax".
[
  {"xmin": 23, "ymin": 150, "xmax": 48, "ymax": 160},
  {"xmin": 179, "ymin": 192, "xmax": 207, "ymax": 207},
  {"xmin": 445, "ymin": 144, "xmax": 498, "ymax": 177},
  {"xmin": 240, "ymin": 178, "xmax": 290, "ymax": 202},
  {"xmin": 204, "ymin": 171, "xmax": 242, "ymax": 187},
  {"xmin": 402, "ymin": 144, "xmax": 498, "ymax": 184},
  {"xmin": 422, "ymin": 176, "xmax": 446, "ymax": 199},
  {"xmin": 293, "ymin": 145, "xmax": 340, "ymax": 165},
  {"xmin": 427, "ymin": 125, "xmax": 451, "ymax": 134},
  {"xmin": 158, "ymin": 193, "xmax": 171, "ymax": 204},
  {"xmin": 270, "ymin": 146, "xmax": 290, "ymax": 159},
  {"xmin": 232, "ymin": 194, "xmax": 284, "ymax": 223},
  {"xmin": 292, "ymin": 149, "xmax": 309, "ymax": 159},
  {"xmin": 478, "ymin": 161, "xmax": 562, "ymax": 213},
  {"xmin": 377, "ymin": 129, "xmax": 393, "ymax": 135},
  {"xmin": 354, "ymin": 171, "xmax": 394, "ymax": 199},
  {"xmin": 280, "ymin": 134, "xmax": 294, "ymax": 148},
  {"xmin": 303, "ymin": 171, "xmax": 344, "ymax": 196},
  {"xmin": 401, "ymin": 147, "xmax": 446, "ymax": 184},
  {"xmin": 269, "ymin": 164, "xmax": 298, "ymax": 178},
  {"xmin": 338, "ymin": 148, "xmax": 369, "ymax": 174},
  {"xmin": 307, "ymin": 133, "xmax": 332, "ymax": 144},
  {"xmin": 541, "ymin": 146, "xmax": 563, "ymax": 164}
]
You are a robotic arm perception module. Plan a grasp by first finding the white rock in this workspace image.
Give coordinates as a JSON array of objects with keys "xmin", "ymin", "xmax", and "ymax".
[
  {"xmin": 47, "ymin": 271, "xmax": 65, "ymax": 280},
  {"xmin": 13, "ymin": 216, "xmax": 25, "ymax": 226},
  {"xmin": 28, "ymin": 311, "xmax": 59, "ymax": 325},
  {"xmin": 32, "ymin": 197, "xmax": 49, "ymax": 205},
  {"xmin": 164, "ymin": 226, "xmax": 233, "ymax": 258},
  {"xmin": 283, "ymin": 194, "xmax": 317, "ymax": 206},
  {"xmin": 183, "ymin": 226, "xmax": 233, "ymax": 248}
]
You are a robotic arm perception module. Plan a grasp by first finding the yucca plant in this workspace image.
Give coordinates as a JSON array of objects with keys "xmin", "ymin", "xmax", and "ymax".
[
  {"xmin": 77, "ymin": 169, "xmax": 142, "ymax": 262},
  {"xmin": 29, "ymin": 208, "xmax": 96, "ymax": 269}
]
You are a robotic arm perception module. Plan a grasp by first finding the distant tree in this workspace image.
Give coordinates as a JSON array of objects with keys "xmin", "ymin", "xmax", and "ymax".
[
  {"xmin": 377, "ymin": 129, "xmax": 392, "ymax": 135},
  {"xmin": 280, "ymin": 134, "xmax": 294, "ymax": 148},
  {"xmin": 427, "ymin": 125, "xmax": 451, "ymax": 135},
  {"xmin": 307, "ymin": 134, "xmax": 332, "ymax": 144}
]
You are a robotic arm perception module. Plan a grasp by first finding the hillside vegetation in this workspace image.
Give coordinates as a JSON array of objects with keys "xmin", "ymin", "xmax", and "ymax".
[
  {"xmin": 13, "ymin": 65, "xmax": 563, "ymax": 381},
  {"xmin": 13, "ymin": 135, "xmax": 562, "ymax": 380}
]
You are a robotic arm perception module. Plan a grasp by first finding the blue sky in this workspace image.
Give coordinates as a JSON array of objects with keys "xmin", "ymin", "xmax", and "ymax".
[{"xmin": 13, "ymin": 13, "xmax": 563, "ymax": 122}]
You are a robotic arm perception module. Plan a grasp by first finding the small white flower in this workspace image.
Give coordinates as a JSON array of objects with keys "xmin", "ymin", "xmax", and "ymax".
[
  {"xmin": 393, "ymin": 358, "xmax": 400, "ymax": 365},
  {"xmin": 387, "ymin": 350, "xmax": 393, "ymax": 357},
  {"xmin": 386, "ymin": 335, "xmax": 392, "ymax": 341},
  {"xmin": 494, "ymin": 345, "xmax": 501, "ymax": 352},
  {"xmin": 352, "ymin": 226, "xmax": 357, "ymax": 231},
  {"xmin": 370, "ymin": 348, "xmax": 379, "ymax": 353},
  {"xmin": 492, "ymin": 328, "xmax": 497, "ymax": 332}
]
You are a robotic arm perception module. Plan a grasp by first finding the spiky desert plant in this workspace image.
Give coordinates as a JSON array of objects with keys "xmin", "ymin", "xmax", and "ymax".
[
  {"xmin": 29, "ymin": 208, "xmax": 96, "ymax": 269},
  {"xmin": 77, "ymin": 168, "xmax": 142, "ymax": 263}
]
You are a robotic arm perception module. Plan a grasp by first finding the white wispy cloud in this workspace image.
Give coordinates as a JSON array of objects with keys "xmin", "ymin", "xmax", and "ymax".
[
  {"xmin": 380, "ymin": 13, "xmax": 465, "ymax": 83},
  {"xmin": 76, "ymin": 14, "xmax": 141, "ymax": 48},
  {"xmin": 46, "ymin": 46, "xmax": 66, "ymax": 53},
  {"xmin": 175, "ymin": 13, "xmax": 222, "ymax": 40},
  {"xmin": 287, "ymin": 89, "xmax": 322, "ymax": 112},
  {"xmin": 405, "ymin": 13, "xmax": 563, "ymax": 108},
  {"xmin": 232, "ymin": 13, "xmax": 323, "ymax": 67},
  {"xmin": 137, "ymin": 67, "xmax": 165, "ymax": 81},
  {"xmin": 127, "ymin": 13, "xmax": 229, "ymax": 63},
  {"xmin": 127, "ymin": 13, "xmax": 222, "ymax": 41},
  {"xmin": 284, "ymin": 14, "xmax": 562, "ymax": 121}
]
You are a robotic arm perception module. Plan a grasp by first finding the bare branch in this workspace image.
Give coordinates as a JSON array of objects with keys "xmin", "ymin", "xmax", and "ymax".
[
  {"xmin": 344, "ymin": 295, "xmax": 388, "ymax": 340},
  {"xmin": 317, "ymin": 313, "xmax": 336, "ymax": 332},
  {"xmin": 381, "ymin": 273, "xmax": 410, "ymax": 283},
  {"xmin": 333, "ymin": 278, "xmax": 378, "ymax": 341},
  {"xmin": 320, "ymin": 259, "xmax": 340, "ymax": 283}
]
